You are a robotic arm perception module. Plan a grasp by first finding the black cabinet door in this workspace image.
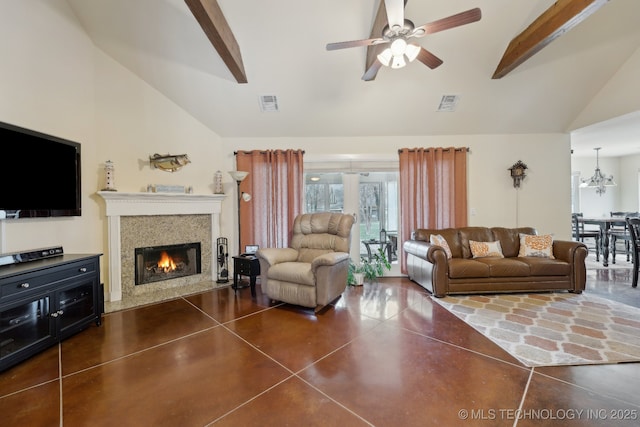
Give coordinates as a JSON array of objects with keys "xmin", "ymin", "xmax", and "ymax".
[
  {"xmin": 0, "ymin": 292, "xmax": 55, "ymax": 370},
  {"xmin": 55, "ymin": 278, "xmax": 99, "ymax": 340}
]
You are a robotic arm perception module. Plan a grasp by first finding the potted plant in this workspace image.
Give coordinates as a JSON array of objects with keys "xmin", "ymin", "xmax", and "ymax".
[
  {"xmin": 347, "ymin": 247, "xmax": 391, "ymax": 286},
  {"xmin": 347, "ymin": 261, "xmax": 365, "ymax": 286}
]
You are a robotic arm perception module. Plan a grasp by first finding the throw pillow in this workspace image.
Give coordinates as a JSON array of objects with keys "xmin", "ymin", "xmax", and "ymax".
[
  {"xmin": 518, "ymin": 234, "xmax": 555, "ymax": 258},
  {"xmin": 469, "ymin": 240, "xmax": 504, "ymax": 258},
  {"xmin": 430, "ymin": 234, "xmax": 452, "ymax": 259}
]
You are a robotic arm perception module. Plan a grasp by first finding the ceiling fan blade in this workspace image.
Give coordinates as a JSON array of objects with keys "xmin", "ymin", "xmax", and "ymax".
[
  {"xmin": 413, "ymin": 8, "xmax": 482, "ymax": 37},
  {"xmin": 385, "ymin": 0, "xmax": 405, "ymax": 30},
  {"xmin": 416, "ymin": 47, "xmax": 443, "ymax": 69},
  {"xmin": 362, "ymin": 59, "xmax": 383, "ymax": 81},
  {"xmin": 326, "ymin": 37, "xmax": 386, "ymax": 51}
]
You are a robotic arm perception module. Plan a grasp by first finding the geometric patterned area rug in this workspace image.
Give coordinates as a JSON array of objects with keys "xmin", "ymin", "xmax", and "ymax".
[{"xmin": 432, "ymin": 292, "xmax": 640, "ymax": 367}]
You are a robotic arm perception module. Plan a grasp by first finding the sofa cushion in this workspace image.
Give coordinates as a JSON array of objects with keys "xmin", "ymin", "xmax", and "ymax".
[
  {"xmin": 430, "ymin": 234, "xmax": 453, "ymax": 259},
  {"xmin": 473, "ymin": 258, "xmax": 531, "ymax": 277},
  {"xmin": 470, "ymin": 240, "xmax": 504, "ymax": 258},
  {"xmin": 518, "ymin": 234, "xmax": 555, "ymax": 259},
  {"xmin": 448, "ymin": 259, "xmax": 490, "ymax": 278},
  {"xmin": 519, "ymin": 257, "xmax": 569, "ymax": 276}
]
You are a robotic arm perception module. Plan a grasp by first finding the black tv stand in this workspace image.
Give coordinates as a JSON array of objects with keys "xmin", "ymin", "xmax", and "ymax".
[{"xmin": 0, "ymin": 254, "xmax": 102, "ymax": 372}]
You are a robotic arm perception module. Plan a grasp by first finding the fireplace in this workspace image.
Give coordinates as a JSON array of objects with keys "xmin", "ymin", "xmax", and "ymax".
[
  {"xmin": 135, "ymin": 242, "xmax": 201, "ymax": 286},
  {"xmin": 98, "ymin": 191, "xmax": 225, "ymax": 304}
]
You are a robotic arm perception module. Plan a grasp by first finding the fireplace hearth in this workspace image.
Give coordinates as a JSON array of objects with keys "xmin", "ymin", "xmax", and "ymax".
[{"xmin": 135, "ymin": 242, "xmax": 201, "ymax": 286}]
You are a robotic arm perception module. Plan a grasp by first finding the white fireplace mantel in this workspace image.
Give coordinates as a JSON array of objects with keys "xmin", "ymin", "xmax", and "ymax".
[{"xmin": 98, "ymin": 191, "xmax": 225, "ymax": 301}]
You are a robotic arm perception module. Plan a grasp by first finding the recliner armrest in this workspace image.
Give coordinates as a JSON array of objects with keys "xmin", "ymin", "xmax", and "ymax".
[
  {"xmin": 256, "ymin": 248, "xmax": 299, "ymax": 266},
  {"xmin": 311, "ymin": 252, "xmax": 350, "ymax": 270}
]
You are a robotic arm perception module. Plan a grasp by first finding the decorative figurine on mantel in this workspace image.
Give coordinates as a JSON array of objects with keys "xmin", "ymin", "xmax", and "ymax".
[
  {"xmin": 102, "ymin": 160, "xmax": 117, "ymax": 191},
  {"xmin": 213, "ymin": 170, "xmax": 224, "ymax": 194}
]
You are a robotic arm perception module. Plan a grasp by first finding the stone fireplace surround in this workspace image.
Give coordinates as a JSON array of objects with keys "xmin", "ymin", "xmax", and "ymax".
[{"xmin": 98, "ymin": 192, "xmax": 225, "ymax": 310}]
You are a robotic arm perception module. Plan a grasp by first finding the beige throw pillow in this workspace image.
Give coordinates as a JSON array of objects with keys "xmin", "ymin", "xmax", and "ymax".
[
  {"xmin": 518, "ymin": 234, "xmax": 555, "ymax": 258},
  {"xmin": 469, "ymin": 240, "xmax": 504, "ymax": 258},
  {"xmin": 430, "ymin": 234, "xmax": 452, "ymax": 259}
]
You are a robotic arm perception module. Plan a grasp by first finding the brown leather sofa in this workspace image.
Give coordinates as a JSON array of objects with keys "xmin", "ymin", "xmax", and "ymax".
[{"xmin": 403, "ymin": 226, "xmax": 587, "ymax": 297}]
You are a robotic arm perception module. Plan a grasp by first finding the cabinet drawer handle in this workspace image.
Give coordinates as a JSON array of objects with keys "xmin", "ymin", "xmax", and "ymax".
[
  {"xmin": 79, "ymin": 267, "xmax": 87, "ymax": 273},
  {"xmin": 20, "ymin": 283, "xmax": 30, "ymax": 288},
  {"xmin": 50, "ymin": 310, "xmax": 64, "ymax": 318}
]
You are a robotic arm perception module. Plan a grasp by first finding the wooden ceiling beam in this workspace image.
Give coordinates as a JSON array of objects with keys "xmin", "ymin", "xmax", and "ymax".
[
  {"xmin": 184, "ymin": 0, "xmax": 247, "ymax": 83},
  {"xmin": 363, "ymin": 1, "xmax": 390, "ymax": 81},
  {"xmin": 492, "ymin": 0, "xmax": 609, "ymax": 79}
]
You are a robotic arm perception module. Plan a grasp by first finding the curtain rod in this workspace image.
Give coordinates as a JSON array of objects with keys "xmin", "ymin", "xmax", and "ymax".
[
  {"xmin": 234, "ymin": 149, "xmax": 305, "ymax": 155},
  {"xmin": 397, "ymin": 147, "xmax": 470, "ymax": 154}
]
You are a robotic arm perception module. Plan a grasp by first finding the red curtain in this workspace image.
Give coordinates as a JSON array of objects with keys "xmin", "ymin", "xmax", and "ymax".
[
  {"xmin": 236, "ymin": 149, "xmax": 304, "ymax": 251},
  {"xmin": 398, "ymin": 147, "xmax": 468, "ymax": 273}
]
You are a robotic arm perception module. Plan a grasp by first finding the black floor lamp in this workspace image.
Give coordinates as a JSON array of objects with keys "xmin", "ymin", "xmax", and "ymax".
[{"xmin": 228, "ymin": 171, "xmax": 251, "ymax": 255}]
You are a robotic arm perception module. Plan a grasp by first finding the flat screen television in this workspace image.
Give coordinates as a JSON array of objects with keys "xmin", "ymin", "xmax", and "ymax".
[{"xmin": 0, "ymin": 121, "xmax": 81, "ymax": 218}]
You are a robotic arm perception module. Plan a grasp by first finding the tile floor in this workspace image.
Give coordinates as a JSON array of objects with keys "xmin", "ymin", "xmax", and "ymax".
[{"xmin": 1, "ymin": 263, "xmax": 640, "ymax": 426}]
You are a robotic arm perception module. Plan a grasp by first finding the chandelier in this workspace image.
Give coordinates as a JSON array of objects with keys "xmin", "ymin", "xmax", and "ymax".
[{"xmin": 580, "ymin": 147, "xmax": 616, "ymax": 195}]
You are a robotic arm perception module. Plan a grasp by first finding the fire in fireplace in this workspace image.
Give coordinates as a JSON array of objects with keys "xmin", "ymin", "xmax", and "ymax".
[{"xmin": 135, "ymin": 242, "xmax": 201, "ymax": 285}]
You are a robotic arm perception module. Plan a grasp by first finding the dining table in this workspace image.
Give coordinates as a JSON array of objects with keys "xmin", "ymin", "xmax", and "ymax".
[{"xmin": 578, "ymin": 217, "xmax": 627, "ymax": 267}]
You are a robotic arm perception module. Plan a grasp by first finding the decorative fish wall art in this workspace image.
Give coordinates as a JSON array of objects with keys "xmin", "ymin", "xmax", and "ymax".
[{"xmin": 149, "ymin": 153, "xmax": 190, "ymax": 172}]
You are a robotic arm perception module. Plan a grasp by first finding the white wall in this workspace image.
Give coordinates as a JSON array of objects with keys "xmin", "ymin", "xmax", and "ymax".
[
  {"xmin": 0, "ymin": 1, "xmax": 230, "ymax": 297},
  {"xmin": 619, "ymin": 154, "xmax": 640, "ymax": 212},
  {"xmin": 571, "ymin": 46, "xmax": 640, "ymax": 131},
  {"xmin": 0, "ymin": 0, "xmax": 98, "ymax": 253}
]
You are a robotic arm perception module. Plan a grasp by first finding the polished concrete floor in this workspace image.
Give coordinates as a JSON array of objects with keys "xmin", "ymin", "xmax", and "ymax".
[{"xmin": 2, "ymin": 268, "xmax": 640, "ymax": 426}]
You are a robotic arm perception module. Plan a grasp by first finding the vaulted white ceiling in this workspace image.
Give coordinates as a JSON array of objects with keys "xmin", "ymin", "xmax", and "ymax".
[{"xmin": 66, "ymin": 0, "xmax": 640, "ymax": 156}]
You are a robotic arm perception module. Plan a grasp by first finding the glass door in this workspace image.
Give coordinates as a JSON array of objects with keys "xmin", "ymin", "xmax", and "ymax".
[{"xmin": 304, "ymin": 171, "xmax": 400, "ymax": 276}]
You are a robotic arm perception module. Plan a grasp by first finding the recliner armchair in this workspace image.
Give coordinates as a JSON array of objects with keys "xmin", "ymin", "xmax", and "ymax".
[{"xmin": 256, "ymin": 212, "xmax": 354, "ymax": 313}]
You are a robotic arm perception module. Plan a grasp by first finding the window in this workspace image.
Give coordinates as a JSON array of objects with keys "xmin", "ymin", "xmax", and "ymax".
[{"xmin": 304, "ymin": 169, "xmax": 400, "ymax": 274}]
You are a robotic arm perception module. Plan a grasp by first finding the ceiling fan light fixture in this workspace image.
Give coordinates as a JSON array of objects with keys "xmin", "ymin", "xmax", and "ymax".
[
  {"xmin": 390, "ymin": 38, "xmax": 407, "ymax": 56},
  {"xmin": 377, "ymin": 48, "xmax": 393, "ymax": 66},
  {"xmin": 405, "ymin": 43, "xmax": 420, "ymax": 62},
  {"xmin": 378, "ymin": 38, "xmax": 417, "ymax": 69},
  {"xmin": 391, "ymin": 54, "xmax": 406, "ymax": 69}
]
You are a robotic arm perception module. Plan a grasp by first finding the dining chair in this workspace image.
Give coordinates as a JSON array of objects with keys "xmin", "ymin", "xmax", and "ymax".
[
  {"xmin": 626, "ymin": 217, "xmax": 640, "ymax": 288},
  {"xmin": 572, "ymin": 213, "xmax": 600, "ymax": 261},
  {"xmin": 608, "ymin": 212, "xmax": 639, "ymax": 263}
]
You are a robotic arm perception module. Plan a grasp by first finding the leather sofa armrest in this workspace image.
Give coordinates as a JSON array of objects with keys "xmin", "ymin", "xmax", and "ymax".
[
  {"xmin": 403, "ymin": 240, "xmax": 449, "ymax": 264},
  {"xmin": 552, "ymin": 240, "xmax": 586, "ymax": 263},
  {"xmin": 552, "ymin": 239, "xmax": 588, "ymax": 292},
  {"xmin": 403, "ymin": 240, "xmax": 450, "ymax": 297}
]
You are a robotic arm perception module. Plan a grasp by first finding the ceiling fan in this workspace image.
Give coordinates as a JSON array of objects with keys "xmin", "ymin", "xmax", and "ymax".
[{"xmin": 326, "ymin": 0, "xmax": 481, "ymax": 80}]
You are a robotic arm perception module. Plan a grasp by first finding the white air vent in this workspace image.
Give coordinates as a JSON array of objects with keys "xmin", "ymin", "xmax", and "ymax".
[
  {"xmin": 437, "ymin": 95, "xmax": 459, "ymax": 112},
  {"xmin": 259, "ymin": 95, "xmax": 279, "ymax": 112}
]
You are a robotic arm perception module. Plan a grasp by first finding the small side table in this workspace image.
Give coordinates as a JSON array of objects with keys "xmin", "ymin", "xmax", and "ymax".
[
  {"xmin": 232, "ymin": 255, "xmax": 260, "ymax": 297},
  {"xmin": 363, "ymin": 239, "xmax": 393, "ymax": 263}
]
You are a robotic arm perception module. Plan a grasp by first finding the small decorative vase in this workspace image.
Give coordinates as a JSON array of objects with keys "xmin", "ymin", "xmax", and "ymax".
[{"xmin": 213, "ymin": 170, "xmax": 224, "ymax": 194}]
